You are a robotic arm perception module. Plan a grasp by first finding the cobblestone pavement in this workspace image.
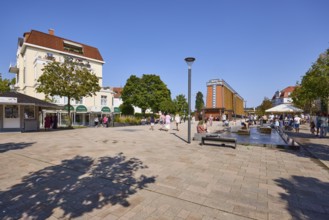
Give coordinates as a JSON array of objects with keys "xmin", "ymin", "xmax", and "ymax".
[{"xmin": 1, "ymin": 121, "xmax": 329, "ymax": 220}]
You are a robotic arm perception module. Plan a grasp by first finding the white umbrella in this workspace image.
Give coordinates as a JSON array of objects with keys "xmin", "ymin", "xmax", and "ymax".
[{"xmin": 265, "ymin": 104, "xmax": 303, "ymax": 113}]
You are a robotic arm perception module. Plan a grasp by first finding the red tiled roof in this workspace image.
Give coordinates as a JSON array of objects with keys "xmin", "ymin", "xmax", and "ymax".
[
  {"xmin": 279, "ymin": 86, "xmax": 296, "ymax": 98},
  {"xmin": 24, "ymin": 30, "xmax": 103, "ymax": 62}
]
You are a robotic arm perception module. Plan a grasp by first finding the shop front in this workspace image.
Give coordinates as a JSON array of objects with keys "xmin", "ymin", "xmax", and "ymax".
[{"xmin": 0, "ymin": 92, "xmax": 60, "ymax": 132}]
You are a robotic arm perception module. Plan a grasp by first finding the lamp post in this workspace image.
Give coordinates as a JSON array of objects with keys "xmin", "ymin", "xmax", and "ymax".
[{"xmin": 185, "ymin": 57, "xmax": 195, "ymax": 143}]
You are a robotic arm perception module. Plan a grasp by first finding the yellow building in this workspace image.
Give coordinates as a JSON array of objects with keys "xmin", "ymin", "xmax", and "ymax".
[{"xmin": 204, "ymin": 79, "xmax": 244, "ymax": 120}]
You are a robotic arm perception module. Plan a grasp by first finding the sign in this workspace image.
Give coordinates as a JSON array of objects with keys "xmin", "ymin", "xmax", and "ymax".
[
  {"xmin": 64, "ymin": 105, "xmax": 74, "ymax": 111},
  {"xmin": 114, "ymin": 107, "xmax": 121, "ymax": 113},
  {"xmin": 0, "ymin": 97, "xmax": 17, "ymax": 103},
  {"xmin": 76, "ymin": 105, "xmax": 87, "ymax": 112},
  {"xmin": 101, "ymin": 106, "xmax": 111, "ymax": 112}
]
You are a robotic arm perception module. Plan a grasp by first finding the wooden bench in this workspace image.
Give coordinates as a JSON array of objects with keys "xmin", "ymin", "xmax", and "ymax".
[{"xmin": 201, "ymin": 136, "xmax": 237, "ymax": 149}]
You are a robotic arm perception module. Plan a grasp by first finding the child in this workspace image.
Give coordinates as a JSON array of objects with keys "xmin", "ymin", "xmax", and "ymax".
[{"xmin": 310, "ymin": 121, "xmax": 315, "ymax": 135}]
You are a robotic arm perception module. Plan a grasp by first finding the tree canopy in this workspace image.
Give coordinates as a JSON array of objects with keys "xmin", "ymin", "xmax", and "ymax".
[
  {"xmin": 173, "ymin": 94, "xmax": 188, "ymax": 115},
  {"xmin": 121, "ymin": 74, "xmax": 171, "ymax": 114},
  {"xmin": 195, "ymin": 91, "xmax": 205, "ymax": 113},
  {"xmin": 255, "ymin": 97, "xmax": 272, "ymax": 116},
  {"xmin": 36, "ymin": 61, "xmax": 101, "ymax": 127},
  {"xmin": 291, "ymin": 49, "xmax": 329, "ymax": 113},
  {"xmin": 0, "ymin": 76, "xmax": 15, "ymax": 93}
]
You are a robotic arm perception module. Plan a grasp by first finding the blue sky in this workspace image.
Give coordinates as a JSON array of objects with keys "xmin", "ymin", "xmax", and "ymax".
[{"xmin": 1, "ymin": 0, "xmax": 329, "ymax": 108}]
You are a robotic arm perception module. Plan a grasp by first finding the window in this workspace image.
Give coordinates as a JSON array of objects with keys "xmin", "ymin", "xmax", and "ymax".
[
  {"xmin": 53, "ymin": 95, "xmax": 61, "ymax": 104},
  {"xmin": 63, "ymin": 41, "xmax": 83, "ymax": 54},
  {"xmin": 24, "ymin": 106, "xmax": 35, "ymax": 119},
  {"xmin": 5, "ymin": 105, "xmax": 19, "ymax": 118},
  {"xmin": 101, "ymin": 96, "xmax": 107, "ymax": 106},
  {"xmin": 75, "ymin": 97, "xmax": 83, "ymax": 105}
]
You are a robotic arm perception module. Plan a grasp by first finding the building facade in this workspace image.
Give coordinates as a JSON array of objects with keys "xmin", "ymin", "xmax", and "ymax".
[
  {"xmin": 271, "ymin": 86, "xmax": 296, "ymax": 106},
  {"xmin": 9, "ymin": 29, "xmax": 114, "ymax": 126},
  {"xmin": 204, "ymin": 79, "xmax": 244, "ymax": 120}
]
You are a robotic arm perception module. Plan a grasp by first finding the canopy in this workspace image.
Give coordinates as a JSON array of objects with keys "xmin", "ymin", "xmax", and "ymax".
[{"xmin": 265, "ymin": 104, "xmax": 303, "ymax": 113}]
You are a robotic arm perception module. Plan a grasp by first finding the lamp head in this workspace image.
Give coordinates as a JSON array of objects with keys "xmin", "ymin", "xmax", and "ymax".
[{"xmin": 185, "ymin": 57, "xmax": 196, "ymax": 68}]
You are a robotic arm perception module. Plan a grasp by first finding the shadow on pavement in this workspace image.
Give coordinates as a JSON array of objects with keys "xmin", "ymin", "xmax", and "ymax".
[
  {"xmin": 0, "ymin": 142, "xmax": 36, "ymax": 153},
  {"xmin": 275, "ymin": 175, "xmax": 329, "ymax": 220},
  {"xmin": 286, "ymin": 131, "xmax": 329, "ymax": 162},
  {"xmin": 170, "ymin": 133, "xmax": 188, "ymax": 143},
  {"xmin": 0, "ymin": 153, "xmax": 156, "ymax": 219}
]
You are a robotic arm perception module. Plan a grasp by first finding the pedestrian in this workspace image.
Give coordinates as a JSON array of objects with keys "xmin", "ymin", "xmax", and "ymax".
[
  {"xmin": 209, "ymin": 114, "xmax": 213, "ymax": 127},
  {"xmin": 174, "ymin": 114, "xmax": 181, "ymax": 131},
  {"xmin": 316, "ymin": 113, "xmax": 322, "ymax": 136},
  {"xmin": 103, "ymin": 115, "xmax": 108, "ymax": 128},
  {"xmin": 319, "ymin": 113, "xmax": 328, "ymax": 138},
  {"xmin": 310, "ymin": 121, "xmax": 316, "ymax": 135},
  {"xmin": 294, "ymin": 114, "xmax": 301, "ymax": 133},
  {"xmin": 149, "ymin": 115, "xmax": 155, "ymax": 130},
  {"xmin": 94, "ymin": 116, "xmax": 99, "ymax": 128},
  {"xmin": 165, "ymin": 113, "xmax": 171, "ymax": 131},
  {"xmin": 44, "ymin": 114, "xmax": 51, "ymax": 131}
]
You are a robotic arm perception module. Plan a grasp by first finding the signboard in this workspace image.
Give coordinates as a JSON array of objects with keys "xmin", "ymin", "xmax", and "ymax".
[
  {"xmin": 76, "ymin": 105, "xmax": 87, "ymax": 112},
  {"xmin": 0, "ymin": 97, "xmax": 17, "ymax": 103},
  {"xmin": 101, "ymin": 106, "xmax": 111, "ymax": 112}
]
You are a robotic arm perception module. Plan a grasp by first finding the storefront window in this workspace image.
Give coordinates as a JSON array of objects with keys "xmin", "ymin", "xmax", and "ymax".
[
  {"xmin": 24, "ymin": 106, "xmax": 35, "ymax": 119},
  {"xmin": 5, "ymin": 105, "xmax": 19, "ymax": 118}
]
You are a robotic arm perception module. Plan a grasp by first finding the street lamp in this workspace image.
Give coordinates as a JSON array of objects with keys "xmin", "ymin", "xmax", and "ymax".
[{"xmin": 185, "ymin": 57, "xmax": 195, "ymax": 143}]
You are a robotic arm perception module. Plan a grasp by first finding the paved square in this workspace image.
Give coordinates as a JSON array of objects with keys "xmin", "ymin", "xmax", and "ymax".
[{"xmin": 1, "ymin": 122, "xmax": 329, "ymax": 219}]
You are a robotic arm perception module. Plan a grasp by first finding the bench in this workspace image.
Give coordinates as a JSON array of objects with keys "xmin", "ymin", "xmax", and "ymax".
[{"xmin": 201, "ymin": 136, "xmax": 237, "ymax": 149}]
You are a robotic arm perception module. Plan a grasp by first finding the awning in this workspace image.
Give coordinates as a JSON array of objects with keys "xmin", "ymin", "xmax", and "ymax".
[
  {"xmin": 64, "ymin": 105, "xmax": 74, "ymax": 111},
  {"xmin": 101, "ymin": 106, "xmax": 111, "ymax": 112},
  {"xmin": 76, "ymin": 105, "xmax": 88, "ymax": 112},
  {"xmin": 114, "ymin": 107, "xmax": 121, "ymax": 113},
  {"xmin": 265, "ymin": 104, "xmax": 303, "ymax": 113}
]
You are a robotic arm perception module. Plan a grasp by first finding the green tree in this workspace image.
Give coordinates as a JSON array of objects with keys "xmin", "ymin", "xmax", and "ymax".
[
  {"xmin": 159, "ymin": 99, "xmax": 175, "ymax": 114},
  {"xmin": 195, "ymin": 91, "xmax": 205, "ymax": 112},
  {"xmin": 173, "ymin": 94, "xmax": 188, "ymax": 115},
  {"xmin": 121, "ymin": 74, "xmax": 171, "ymax": 114},
  {"xmin": 255, "ymin": 97, "xmax": 272, "ymax": 116},
  {"xmin": 120, "ymin": 103, "xmax": 134, "ymax": 115},
  {"xmin": 292, "ymin": 49, "xmax": 329, "ymax": 113},
  {"xmin": 0, "ymin": 76, "xmax": 15, "ymax": 93},
  {"xmin": 36, "ymin": 61, "xmax": 101, "ymax": 127}
]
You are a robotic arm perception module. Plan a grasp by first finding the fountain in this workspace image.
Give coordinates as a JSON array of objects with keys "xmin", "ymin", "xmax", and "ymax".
[{"xmin": 220, "ymin": 124, "xmax": 287, "ymax": 147}]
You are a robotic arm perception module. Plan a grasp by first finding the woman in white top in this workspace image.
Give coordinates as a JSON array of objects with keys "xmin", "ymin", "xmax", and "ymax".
[{"xmin": 175, "ymin": 114, "xmax": 181, "ymax": 131}]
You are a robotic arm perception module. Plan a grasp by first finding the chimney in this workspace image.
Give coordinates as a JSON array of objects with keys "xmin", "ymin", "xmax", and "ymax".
[
  {"xmin": 48, "ymin": 29, "xmax": 54, "ymax": 36},
  {"xmin": 23, "ymin": 32, "xmax": 30, "ymax": 41}
]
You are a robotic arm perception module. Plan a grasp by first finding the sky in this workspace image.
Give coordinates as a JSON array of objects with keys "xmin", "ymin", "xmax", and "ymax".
[{"xmin": 1, "ymin": 0, "xmax": 329, "ymax": 108}]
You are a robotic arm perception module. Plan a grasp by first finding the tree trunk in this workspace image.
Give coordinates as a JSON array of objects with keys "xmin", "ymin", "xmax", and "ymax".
[{"xmin": 67, "ymin": 96, "xmax": 73, "ymax": 128}]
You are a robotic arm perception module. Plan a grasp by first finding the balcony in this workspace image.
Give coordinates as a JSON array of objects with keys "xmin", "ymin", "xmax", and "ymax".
[{"xmin": 9, "ymin": 64, "xmax": 19, "ymax": 73}]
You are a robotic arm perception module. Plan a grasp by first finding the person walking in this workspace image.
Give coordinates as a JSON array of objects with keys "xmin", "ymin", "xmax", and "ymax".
[
  {"xmin": 294, "ymin": 114, "xmax": 301, "ymax": 133},
  {"xmin": 174, "ymin": 114, "xmax": 181, "ymax": 131},
  {"xmin": 209, "ymin": 114, "xmax": 213, "ymax": 127},
  {"xmin": 149, "ymin": 115, "xmax": 155, "ymax": 130},
  {"xmin": 319, "ymin": 113, "xmax": 328, "ymax": 138},
  {"xmin": 165, "ymin": 113, "xmax": 171, "ymax": 131},
  {"xmin": 94, "ymin": 116, "xmax": 99, "ymax": 128}
]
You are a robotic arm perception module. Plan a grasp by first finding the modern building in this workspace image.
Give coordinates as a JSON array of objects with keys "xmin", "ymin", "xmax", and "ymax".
[
  {"xmin": 203, "ymin": 79, "xmax": 244, "ymax": 120},
  {"xmin": 271, "ymin": 86, "xmax": 296, "ymax": 106},
  {"xmin": 9, "ymin": 29, "xmax": 114, "ymax": 127}
]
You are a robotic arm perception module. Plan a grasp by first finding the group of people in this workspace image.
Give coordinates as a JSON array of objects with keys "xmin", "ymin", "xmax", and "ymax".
[
  {"xmin": 310, "ymin": 112, "xmax": 328, "ymax": 138},
  {"xmin": 94, "ymin": 115, "xmax": 111, "ymax": 128},
  {"xmin": 44, "ymin": 114, "xmax": 58, "ymax": 130}
]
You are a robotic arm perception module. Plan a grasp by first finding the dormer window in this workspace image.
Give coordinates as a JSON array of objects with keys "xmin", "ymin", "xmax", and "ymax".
[{"xmin": 63, "ymin": 40, "xmax": 83, "ymax": 54}]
